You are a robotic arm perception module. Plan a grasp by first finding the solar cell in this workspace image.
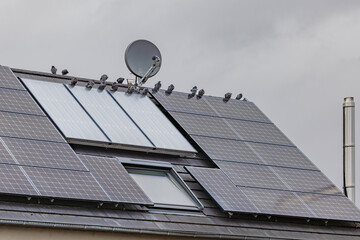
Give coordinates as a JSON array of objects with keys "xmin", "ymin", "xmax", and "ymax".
[
  {"xmin": 0, "ymin": 66, "xmax": 25, "ymax": 90},
  {"xmin": 80, "ymin": 155, "xmax": 153, "ymax": 204},
  {"xmin": 153, "ymin": 91, "xmax": 218, "ymax": 116},
  {"xmin": 273, "ymin": 167, "xmax": 342, "ymax": 195},
  {"xmin": 298, "ymin": 193, "xmax": 360, "ymax": 222},
  {"xmin": 111, "ymin": 91, "xmax": 196, "ymax": 153},
  {"xmin": 248, "ymin": 143, "xmax": 317, "ymax": 169},
  {"xmin": 191, "ymin": 136, "xmax": 263, "ymax": 164},
  {"xmin": 0, "ymin": 111, "xmax": 65, "ymax": 143},
  {"xmin": 2, "ymin": 137, "xmax": 87, "ymax": 171},
  {"xmin": 169, "ymin": 112, "xmax": 239, "ymax": 140},
  {"xmin": 0, "ymin": 88, "xmax": 45, "ymax": 116},
  {"xmin": 0, "ymin": 164, "xmax": 38, "ymax": 195},
  {"xmin": 69, "ymin": 86, "xmax": 153, "ymax": 148},
  {"xmin": 187, "ymin": 167, "xmax": 257, "ymax": 213},
  {"xmin": 215, "ymin": 161, "xmax": 287, "ymax": 190},
  {"xmin": 0, "ymin": 137, "xmax": 17, "ymax": 164},
  {"xmin": 240, "ymin": 187, "xmax": 314, "ymax": 218},
  {"xmin": 23, "ymin": 166, "xmax": 110, "ymax": 201},
  {"xmin": 22, "ymin": 79, "xmax": 109, "ymax": 142}
]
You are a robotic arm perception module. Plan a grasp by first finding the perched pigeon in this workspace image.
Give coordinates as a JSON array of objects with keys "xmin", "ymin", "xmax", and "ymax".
[
  {"xmin": 188, "ymin": 86, "xmax": 197, "ymax": 98},
  {"xmin": 152, "ymin": 81, "xmax": 161, "ymax": 93},
  {"xmin": 111, "ymin": 82, "xmax": 118, "ymax": 91},
  {"xmin": 51, "ymin": 66, "xmax": 57, "ymax": 74},
  {"xmin": 116, "ymin": 77, "xmax": 125, "ymax": 84},
  {"xmin": 236, "ymin": 93, "xmax": 243, "ymax": 100},
  {"xmin": 100, "ymin": 74, "xmax": 108, "ymax": 83},
  {"xmin": 86, "ymin": 80, "xmax": 95, "ymax": 88},
  {"xmin": 70, "ymin": 77, "xmax": 78, "ymax": 86},
  {"xmin": 98, "ymin": 82, "xmax": 106, "ymax": 90},
  {"xmin": 165, "ymin": 84, "xmax": 175, "ymax": 95},
  {"xmin": 223, "ymin": 92, "xmax": 232, "ymax": 102},
  {"xmin": 62, "ymin": 69, "xmax": 69, "ymax": 75},
  {"xmin": 197, "ymin": 89, "xmax": 205, "ymax": 99},
  {"xmin": 127, "ymin": 86, "xmax": 135, "ymax": 94},
  {"xmin": 141, "ymin": 88, "xmax": 149, "ymax": 95}
]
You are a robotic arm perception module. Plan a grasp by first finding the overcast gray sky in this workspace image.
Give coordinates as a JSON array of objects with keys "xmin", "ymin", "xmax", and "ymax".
[{"xmin": 1, "ymin": 0, "xmax": 360, "ymax": 207}]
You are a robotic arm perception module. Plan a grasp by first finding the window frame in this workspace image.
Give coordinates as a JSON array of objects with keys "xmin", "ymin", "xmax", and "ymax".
[{"xmin": 119, "ymin": 158, "xmax": 203, "ymax": 211}]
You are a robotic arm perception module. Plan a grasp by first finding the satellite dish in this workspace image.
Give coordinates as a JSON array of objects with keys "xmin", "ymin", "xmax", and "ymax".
[{"xmin": 125, "ymin": 39, "xmax": 162, "ymax": 86}]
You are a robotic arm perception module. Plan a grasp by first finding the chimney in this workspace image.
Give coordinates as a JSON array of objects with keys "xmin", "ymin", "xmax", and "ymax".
[{"xmin": 343, "ymin": 97, "xmax": 355, "ymax": 203}]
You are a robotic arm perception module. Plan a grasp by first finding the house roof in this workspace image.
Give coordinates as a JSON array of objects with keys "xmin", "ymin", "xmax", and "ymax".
[{"xmin": 0, "ymin": 65, "xmax": 359, "ymax": 239}]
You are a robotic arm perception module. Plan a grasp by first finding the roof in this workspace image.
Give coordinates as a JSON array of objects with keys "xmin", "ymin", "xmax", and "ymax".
[{"xmin": 0, "ymin": 65, "xmax": 359, "ymax": 239}]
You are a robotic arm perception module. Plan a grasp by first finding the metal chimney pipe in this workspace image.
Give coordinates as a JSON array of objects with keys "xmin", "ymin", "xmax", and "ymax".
[{"xmin": 343, "ymin": 97, "xmax": 355, "ymax": 203}]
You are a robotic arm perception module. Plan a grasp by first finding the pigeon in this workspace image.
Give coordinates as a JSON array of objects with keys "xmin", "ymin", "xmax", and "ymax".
[
  {"xmin": 100, "ymin": 74, "xmax": 108, "ymax": 83},
  {"xmin": 111, "ymin": 82, "xmax": 118, "ymax": 91},
  {"xmin": 70, "ymin": 77, "xmax": 78, "ymax": 86},
  {"xmin": 152, "ymin": 81, "xmax": 161, "ymax": 93},
  {"xmin": 98, "ymin": 82, "xmax": 106, "ymax": 90},
  {"xmin": 165, "ymin": 84, "xmax": 175, "ymax": 95},
  {"xmin": 117, "ymin": 77, "xmax": 125, "ymax": 84},
  {"xmin": 197, "ymin": 89, "xmax": 205, "ymax": 99},
  {"xmin": 223, "ymin": 92, "xmax": 232, "ymax": 102},
  {"xmin": 236, "ymin": 93, "xmax": 243, "ymax": 100},
  {"xmin": 188, "ymin": 86, "xmax": 197, "ymax": 98},
  {"xmin": 127, "ymin": 86, "xmax": 135, "ymax": 94},
  {"xmin": 62, "ymin": 69, "xmax": 69, "ymax": 75},
  {"xmin": 86, "ymin": 80, "xmax": 95, "ymax": 88},
  {"xmin": 141, "ymin": 88, "xmax": 149, "ymax": 95},
  {"xmin": 51, "ymin": 66, "xmax": 57, "ymax": 74}
]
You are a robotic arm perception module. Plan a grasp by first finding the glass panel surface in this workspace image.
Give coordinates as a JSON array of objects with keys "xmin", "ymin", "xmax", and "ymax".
[
  {"xmin": 69, "ymin": 86, "xmax": 153, "ymax": 148},
  {"xmin": 111, "ymin": 91, "xmax": 196, "ymax": 153},
  {"xmin": 22, "ymin": 79, "xmax": 108, "ymax": 142},
  {"xmin": 128, "ymin": 169, "xmax": 196, "ymax": 207}
]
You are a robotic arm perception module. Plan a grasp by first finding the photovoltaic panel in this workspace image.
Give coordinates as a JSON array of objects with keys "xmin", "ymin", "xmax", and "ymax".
[
  {"xmin": 111, "ymin": 91, "xmax": 196, "ymax": 153},
  {"xmin": 68, "ymin": 86, "xmax": 153, "ymax": 148},
  {"xmin": 0, "ymin": 111, "xmax": 65, "ymax": 143},
  {"xmin": 0, "ymin": 164, "xmax": 38, "ymax": 195},
  {"xmin": 226, "ymin": 119, "xmax": 293, "ymax": 146},
  {"xmin": 203, "ymin": 96, "xmax": 271, "ymax": 122},
  {"xmin": 0, "ymin": 88, "xmax": 45, "ymax": 116},
  {"xmin": 273, "ymin": 167, "xmax": 342, "ymax": 195},
  {"xmin": 170, "ymin": 112, "xmax": 239, "ymax": 140},
  {"xmin": 298, "ymin": 193, "xmax": 360, "ymax": 222},
  {"xmin": 153, "ymin": 91, "xmax": 218, "ymax": 116},
  {"xmin": 0, "ymin": 66, "xmax": 25, "ymax": 90},
  {"xmin": 215, "ymin": 161, "xmax": 287, "ymax": 190},
  {"xmin": 248, "ymin": 143, "xmax": 317, "ymax": 170},
  {"xmin": 239, "ymin": 187, "xmax": 314, "ymax": 218},
  {"xmin": 80, "ymin": 155, "xmax": 153, "ymax": 204},
  {"xmin": 23, "ymin": 166, "xmax": 110, "ymax": 201},
  {"xmin": 191, "ymin": 136, "xmax": 263, "ymax": 164},
  {"xmin": 187, "ymin": 167, "xmax": 257, "ymax": 213},
  {"xmin": 2, "ymin": 137, "xmax": 87, "ymax": 171},
  {"xmin": 22, "ymin": 79, "xmax": 109, "ymax": 143},
  {"xmin": 0, "ymin": 137, "xmax": 17, "ymax": 164}
]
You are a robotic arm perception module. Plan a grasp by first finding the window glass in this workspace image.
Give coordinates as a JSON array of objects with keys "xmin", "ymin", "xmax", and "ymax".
[{"xmin": 128, "ymin": 169, "xmax": 196, "ymax": 207}]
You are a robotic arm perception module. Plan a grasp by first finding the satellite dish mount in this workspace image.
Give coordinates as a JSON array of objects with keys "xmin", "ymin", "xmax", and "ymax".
[{"xmin": 125, "ymin": 40, "xmax": 162, "ymax": 86}]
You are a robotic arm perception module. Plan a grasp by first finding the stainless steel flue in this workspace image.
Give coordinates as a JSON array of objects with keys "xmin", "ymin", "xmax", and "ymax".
[{"xmin": 343, "ymin": 97, "xmax": 355, "ymax": 203}]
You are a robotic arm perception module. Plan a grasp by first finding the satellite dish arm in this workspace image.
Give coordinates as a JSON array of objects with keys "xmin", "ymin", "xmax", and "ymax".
[{"xmin": 137, "ymin": 56, "xmax": 161, "ymax": 86}]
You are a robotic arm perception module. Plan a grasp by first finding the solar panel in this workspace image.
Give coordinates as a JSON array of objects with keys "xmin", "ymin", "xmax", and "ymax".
[
  {"xmin": 2, "ymin": 137, "xmax": 87, "ymax": 171},
  {"xmin": 0, "ymin": 137, "xmax": 17, "ymax": 164},
  {"xmin": 248, "ymin": 143, "xmax": 317, "ymax": 170},
  {"xmin": 215, "ymin": 161, "xmax": 287, "ymax": 190},
  {"xmin": 239, "ymin": 187, "xmax": 314, "ymax": 218},
  {"xmin": 153, "ymin": 91, "xmax": 218, "ymax": 116},
  {"xmin": 0, "ymin": 111, "xmax": 65, "ymax": 143},
  {"xmin": 203, "ymin": 96, "xmax": 271, "ymax": 122},
  {"xmin": 80, "ymin": 155, "xmax": 153, "ymax": 204},
  {"xmin": 111, "ymin": 91, "xmax": 196, "ymax": 153},
  {"xmin": 187, "ymin": 167, "xmax": 257, "ymax": 213},
  {"xmin": 169, "ymin": 112, "xmax": 239, "ymax": 140},
  {"xmin": 273, "ymin": 167, "xmax": 342, "ymax": 195},
  {"xmin": 0, "ymin": 66, "xmax": 25, "ymax": 90},
  {"xmin": 68, "ymin": 86, "xmax": 153, "ymax": 148},
  {"xmin": 298, "ymin": 193, "xmax": 360, "ymax": 222},
  {"xmin": 191, "ymin": 136, "xmax": 263, "ymax": 164},
  {"xmin": 22, "ymin": 79, "xmax": 109, "ymax": 143},
  {"xmin": 23, "ymin": 166, "xmax": 110, "ymax": 201},
  {"xmin": 0, "ymin": 88, "xmax": 45, "ymax": 116},
  {"xmin": 0, "ymin": 164, "xmax": 38, "ymax": 195}
]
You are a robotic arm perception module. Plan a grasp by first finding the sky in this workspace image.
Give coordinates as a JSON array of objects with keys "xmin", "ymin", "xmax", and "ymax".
[{"xmin": 1, "ymin": 0, "xmax": 360, "ymax": 207}]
